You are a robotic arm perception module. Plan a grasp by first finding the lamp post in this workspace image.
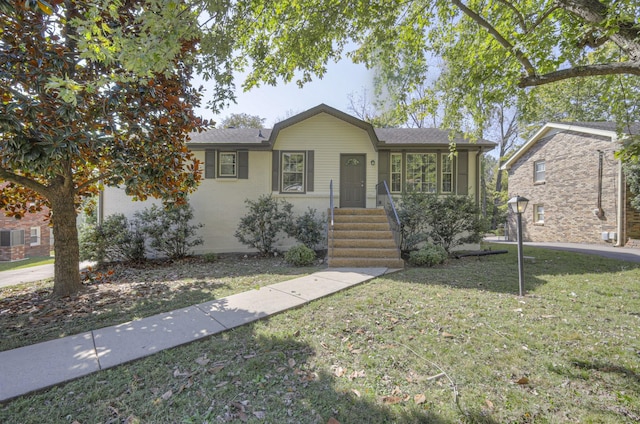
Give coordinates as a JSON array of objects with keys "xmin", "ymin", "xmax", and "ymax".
[{"xmin": 508, "ymin": 195, "xmax": 529, "ymax": 296}]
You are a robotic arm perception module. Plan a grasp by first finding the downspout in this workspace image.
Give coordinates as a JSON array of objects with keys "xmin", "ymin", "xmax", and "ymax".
[{"xmin": 616, "ymin": 158, "xmax": 625, "ymax": 247}]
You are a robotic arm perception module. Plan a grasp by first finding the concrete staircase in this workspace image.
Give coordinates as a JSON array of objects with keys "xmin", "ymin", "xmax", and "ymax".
[{"xmin": 327, "ymin": 208, "xmax": 404, "ymax": 269}]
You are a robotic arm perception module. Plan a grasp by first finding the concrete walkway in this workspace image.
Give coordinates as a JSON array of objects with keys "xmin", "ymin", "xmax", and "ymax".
[{"xmin": 0, "ymin": 267, "xmax": 389, "ymax": 402}]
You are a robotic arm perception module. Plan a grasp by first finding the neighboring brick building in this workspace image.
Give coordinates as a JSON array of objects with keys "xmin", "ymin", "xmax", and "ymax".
[
  {"xmin": 502, "ymin": 122, "xmax": 640, "ymax": 247},
  {"xmin": 0, "ymin": 185, "xmax": 52, "ymax": 261}
]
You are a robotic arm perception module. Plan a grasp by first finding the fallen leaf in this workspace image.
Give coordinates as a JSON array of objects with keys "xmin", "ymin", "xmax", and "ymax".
[
  {"xmin": 351, "ymin": 389, "xmax": 361, "ymax": 398},
  {"xmin": 485, "ymin": 399, "xmax": 494, "ymax": 409},
  {"xmin": 195, "ymin": 356, "xmax": 210, "ymax": 366},
  {"xmin": 327, "ymin": 418, "xmax": 341, "ymax": 424},
  {"xmin": 161, "ymin": 390, "xmax": 173, "ymax": 401},
  {"xmin": 442, "ymin": 332, "xmax": 455, "ymax": 338},
  {"xmin": 253, "ymin": 411, "xmax": 266, "ymax": 419},
  {"xmin": 414, "ymin": 393, "xmax": 426, "ymax": 404},
  {"xmin": 173, "ymin": 369, "xmax": 190, "ymax": 378},
  {"xmin": 348, "ymin": 370, "xmax": 365, "ymax": 380},
  {"xmin": 209, "ymin": 364, "xmax": 225, "ymax": 373},
  {"xmin": 381, "ymin": 395, "xmax": 403, "ymax": 405},
  {"xmin": 515, "ymin": 377, "xmax": 529, "ymax": 385},
  {"xmin": 333, "ymin": 366, "xmax": 346, "ymax": 377},
  {"xmin": 288, "ymin": 358, "xmax": 296, "ymax": 367}
]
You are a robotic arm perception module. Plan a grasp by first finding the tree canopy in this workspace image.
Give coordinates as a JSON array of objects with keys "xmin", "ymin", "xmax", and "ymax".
[
  {"xmin": 219, "ymin": 113, "xmax": 265, "ymax": 129},
  {"xmin": 0, "ymin": 1, "xmax": 209, "ymax": 296}
]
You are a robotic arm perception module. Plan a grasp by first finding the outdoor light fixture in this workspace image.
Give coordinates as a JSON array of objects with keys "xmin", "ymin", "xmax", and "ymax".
[
  {"xmin": 508, "ymin": 195, "xmax": 529, "ymax": 296},
  {"xmin": 370, "ymin": 159, "xmax": 376, "ymax": 166},
  {"xmin": 508, "ymin": 195, "xmax": 529, "ymax": 214}
]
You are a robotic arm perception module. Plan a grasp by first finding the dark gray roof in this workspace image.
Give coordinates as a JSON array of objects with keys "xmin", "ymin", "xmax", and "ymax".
[
  {"xmin": 188, "ymin": 128, "xmax": 271, "ymax": 144},
  {"xmin": 187, "ymin": 104, "xmax": 497, "ymax": 150},
  {"xmin": 375, "ymin": 128, "xmax": 495, "ymax": 147}
]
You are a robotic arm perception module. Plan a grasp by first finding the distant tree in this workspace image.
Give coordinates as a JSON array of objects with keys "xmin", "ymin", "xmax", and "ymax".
[
  {"xmin": 0, "ymin": 1, "xmax": 208, "ymax": 297},
  {"xmin": 219, "ymin": 113, "xmax": 265, "ymax": 128}
]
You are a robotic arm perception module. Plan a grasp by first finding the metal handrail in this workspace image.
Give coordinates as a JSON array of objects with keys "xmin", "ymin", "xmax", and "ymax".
[
  {"xmin": 376, "ymin": 180, "xmax": 402, "ymax": 248},
  {"xmin": 329, "ymin": 179, "xmax": 334, "ymax": 227}
]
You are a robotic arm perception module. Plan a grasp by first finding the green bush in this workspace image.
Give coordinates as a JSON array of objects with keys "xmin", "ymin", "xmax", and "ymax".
[
  {"xmin": 398, "ymin": 192, "xmax": 484, "ymax": 254},
  {"xmin": 234, "ymin": 195, "xmax": 293, "ymax": 254},
  {"xmin": 136, "ymin": 203, "xmax": 204, "ymax": 260},
  {"xmin": 79, "ymin": 213, "xmax": 146, "ymax": 264},
  {"xmin": 284, "ymin": 244, "xmax": 317, "ymax": 266},
  {"xmin": 408, "ymin": 243, "xmax": 448, "ymax": 267},
  {"xmin": 286, "ymin": 207, "xmax": 326, "ymax": 250}
]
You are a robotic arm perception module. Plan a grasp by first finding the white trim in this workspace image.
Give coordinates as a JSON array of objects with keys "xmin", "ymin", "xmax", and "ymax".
[
  {"xmin": 501, "ymin": 123, "xmax": 619, "ymax": 171},
  {"xmin": 30, "ymin": 227, "xmax": 41, "ymax": 246}
]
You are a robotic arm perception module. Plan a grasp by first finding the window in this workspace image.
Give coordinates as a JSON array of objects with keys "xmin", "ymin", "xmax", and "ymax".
[
  {"xmin": 0, "ymin": 229, "xmax": 25, "ymax": 247},
  {"xmin": 30, "ymin": 227, "xmax": 41, "ymax": 246},
  {"xmin": 534, "ymin": 204, "xmax": 544, "ymax": 224},
  {"xmin": 282, "ymin": 152, "xmax": 305, "ymax": 192},
  {"xmin": 406, "ymin": 153, "xmax": 437, "ymax": 193},
  {"xmin": 390, "ymin": 153, "xmax": 402, "ymax": 192},
  {"xmin": 218, "ymin": 152, "xmax": 237, "ymax": 177},
  {"xmin": 534, "ymin": 160, "xmax": 545, "ymax": 183},
  {"xmin": 441, "ymin": 154, "xmax": 453, "ymax": 193},
  {"xmin": 204, "ymin": 150, "xmax": 248, "ymax": 179}
]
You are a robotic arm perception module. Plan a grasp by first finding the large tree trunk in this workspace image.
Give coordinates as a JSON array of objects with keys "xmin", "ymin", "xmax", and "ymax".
[{"xmin": 50, "ymin": 188, "xmax": 83, "ymax": 297}]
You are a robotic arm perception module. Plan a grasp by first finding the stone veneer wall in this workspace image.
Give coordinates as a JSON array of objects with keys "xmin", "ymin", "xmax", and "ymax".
[
  {"xmin": 507, "ymin": 130, "xmax": 620, "ymax": 244},
  {"xmin": 0, "ymin": 209, "xmax": 51, "ymax": 261}
]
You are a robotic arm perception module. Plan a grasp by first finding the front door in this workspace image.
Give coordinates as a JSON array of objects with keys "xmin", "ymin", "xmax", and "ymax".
[{"xmin": 340, "ymin": 154, "xmax": 366, "ymax": 208}]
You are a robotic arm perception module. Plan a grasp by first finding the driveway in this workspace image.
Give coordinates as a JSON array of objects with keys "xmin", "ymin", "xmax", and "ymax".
[
  {"xmin": 0, "ymin": 264, "xmax": 55, "ymax": 288},
  {"xmin": 485, "ymin": 237, "xmax": 640, "ymax": 263}
]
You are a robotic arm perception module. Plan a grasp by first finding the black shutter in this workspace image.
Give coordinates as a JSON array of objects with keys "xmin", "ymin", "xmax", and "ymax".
[
  {"xmin": 457, "ymin": 151, "xmax": 468, "ymax": 195},
  {"xmin": 238, "ymin": 151, "xmax": 249, "ymax": 179},
  {"xmin": 205, "ymin": 150, "xmax": 216, "ymax": 179},
  {"xmin": 377, "ymin": 151, "xmax": 389, "ymax": 194},
  {"xmin": 306, "ymin": 150, "xmax": 314, "ymax": 192},
  {"xmin": 272, "ymin": 150, "xmax": 280, "ymax": 191}
]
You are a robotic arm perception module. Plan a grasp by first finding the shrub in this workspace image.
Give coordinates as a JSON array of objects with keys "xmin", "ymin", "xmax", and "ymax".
[
  {"xmin": 284, "ymin": 244, "xmax": 317, "ymax": 266},
  {"xmin": 287, "ymin": 207, "xmax": 326, "ymax": 250},
  {"xmin": 398, "ymin": 192, "xmax": 484, "ymax": 254},
  {"xmin": 136, "ymin": 203, "xmax": 204, "ymax": 260},
  {"xmin": 79, "ymin": 213, "xmax": 146, "ymax": 264},
  {"xmin": 397, "ymin": 191, "xmax": 430, "ymax": 251},
  {"xmin": 234, "ymin": 195, "xmax": 293, "ymax": 254},
  {"xmin": 408, "ymin": 243, "xmax": 448, "ymax": 267}
]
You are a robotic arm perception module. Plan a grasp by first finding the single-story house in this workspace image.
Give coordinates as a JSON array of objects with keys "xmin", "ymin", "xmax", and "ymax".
[
  {"xmin": 101, "ymin": 104, "xmax": 495, "ymax": 266},
  {"xmin": 0, "ymin": 183, "xmax": 52, "ymax": 261},
  {"xmin": 501, "ymin": 122, "xmax": 640, "ymax": 247}
]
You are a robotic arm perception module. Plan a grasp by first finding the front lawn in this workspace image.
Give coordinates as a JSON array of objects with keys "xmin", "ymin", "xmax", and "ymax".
[
  {"xmin": 0, "ymin": 256, "xmax": 54, "ymax": 272},
  {"xmin": 1, "ymin": 244, "xmax": 639, "ymax": 423}
]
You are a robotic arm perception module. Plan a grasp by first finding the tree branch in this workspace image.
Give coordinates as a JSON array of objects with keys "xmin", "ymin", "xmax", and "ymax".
[
  {"xmin": 76, "ymin": 171, "xmax": 115, "ymax": 192},
  {"xmin": 0, "ymin": 168, "xmax": 51, "ymax": 198},
  {"xmin": 450, "ymin": 0, "xmax": 536, "ymax": 76},
  {"xmin": 518, "ymin": 61, "xmax": 640, "ymax": 87}
]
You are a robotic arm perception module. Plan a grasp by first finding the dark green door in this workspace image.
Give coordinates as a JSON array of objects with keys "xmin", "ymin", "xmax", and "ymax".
[{"xmin": 340, "ymin": 154, "xmax": 366, "ymax": 208}]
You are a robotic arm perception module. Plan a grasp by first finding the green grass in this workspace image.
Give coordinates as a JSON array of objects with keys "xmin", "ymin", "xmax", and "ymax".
[
  {"xmin": 1, "ymin": 244, "xmax": 640, "ymax": 423},
  {"xmin": 0, "ymin": 256, "xmax": 54, "ymax": 272}
]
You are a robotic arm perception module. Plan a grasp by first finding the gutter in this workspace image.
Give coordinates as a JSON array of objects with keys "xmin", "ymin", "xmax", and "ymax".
[{"xmin": 616, "ymin": 157, "xmax": 625, "ymax": 247}]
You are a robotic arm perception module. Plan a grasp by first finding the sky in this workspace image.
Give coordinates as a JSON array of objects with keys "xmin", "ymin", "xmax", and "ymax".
[{"xmin": 195, "ymin": 59, "xmax": 374, "ymax": 128}]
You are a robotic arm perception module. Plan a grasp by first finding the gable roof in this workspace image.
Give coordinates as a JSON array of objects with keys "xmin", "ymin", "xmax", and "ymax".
[
  {"xmin": 188, "ymin": 104, "xmax": 496, "ymax": 151},
  {"xmin": 501, "ymin": 122, "xmax": 640, "ymax": 170}
]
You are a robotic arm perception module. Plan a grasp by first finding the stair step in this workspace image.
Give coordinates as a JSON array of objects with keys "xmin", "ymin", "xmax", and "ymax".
[
  {"xmin": 330, "ymin": 230, "xmax": 395, "ymax": 240},
  {"xmin": 332, "ymin": 214, "xmax": 389, "ymax": 224},
  {"xmin": 333, "ymin": 222, "xmax": 390, "ymax": 231},
  {"xmin": 328, "ymin": 257, "xmax": 405, "ymax": 268},
  {"xmin": 331, "ymin": 208, "xmax": 387, "ymax": 216},
  {"xmin": 329, "ymin": 238, "xmax": 397, "ymax": 249},
  {"xmin": 330, "ymin": 247, "xmax": 401, "ymax": 258}
]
